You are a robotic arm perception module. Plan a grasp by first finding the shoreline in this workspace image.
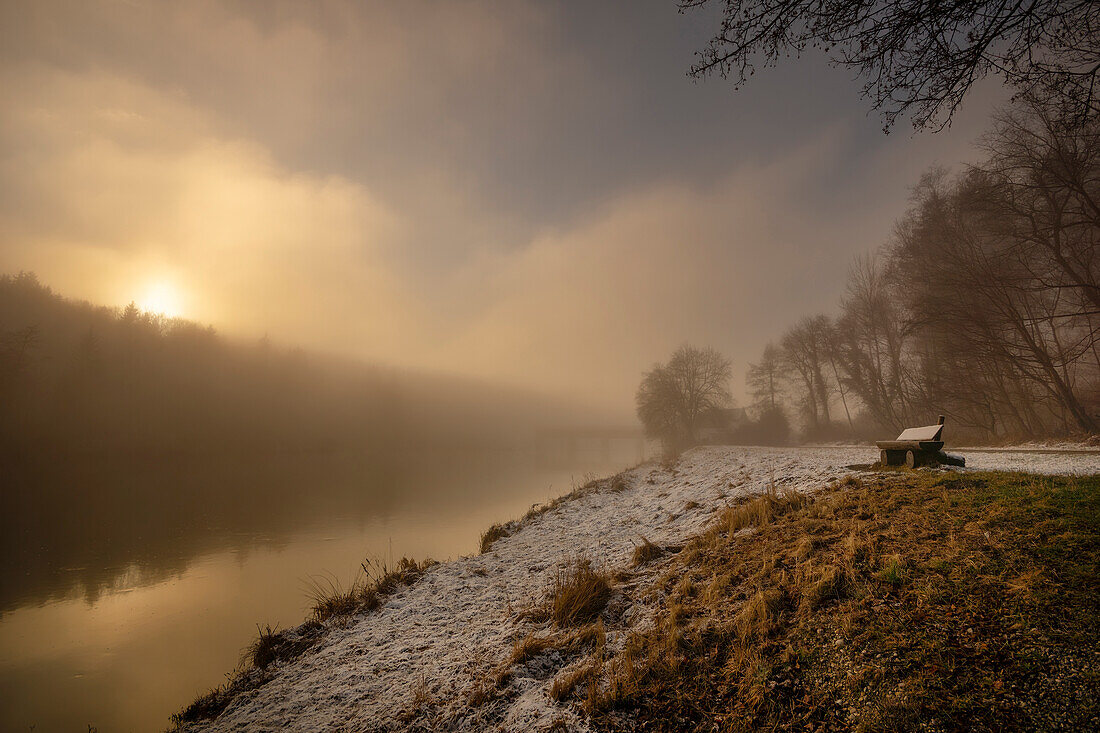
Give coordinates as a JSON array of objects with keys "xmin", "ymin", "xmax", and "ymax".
[{"xmin": 173, "ymin": 445, "xmax": 1100, "ymax": 731}]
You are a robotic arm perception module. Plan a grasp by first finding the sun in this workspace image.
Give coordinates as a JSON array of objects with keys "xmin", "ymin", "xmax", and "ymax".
[{"xmin": 138, "ymin": 280, "xmax": 184, "ymax": 318}]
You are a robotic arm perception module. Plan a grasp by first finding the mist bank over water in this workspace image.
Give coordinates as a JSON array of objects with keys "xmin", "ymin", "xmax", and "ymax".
[
  {"xmin": 0, "ymin": 272, "xmax": 635, "ymax": 614},
  {"xmin": 0, "ymin": 272, "xmax": 614, "ymax": 460}
]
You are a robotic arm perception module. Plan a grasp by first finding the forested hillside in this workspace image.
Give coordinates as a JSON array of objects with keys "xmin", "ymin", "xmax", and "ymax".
[{"xmin": 0, "ymin": 272, "xmax": 583, "ymax": 458}]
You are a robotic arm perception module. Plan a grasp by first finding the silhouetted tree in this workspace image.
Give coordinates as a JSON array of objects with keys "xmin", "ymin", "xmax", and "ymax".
[
  {"xmin": 780, "ymin": 316, "xmax": 836, "ymax": 432},
  {"xmin": 636, "ymin": 345, "xmax": 732, "ymax": 450},
  {"xmin": 682, "ymin": 0, "xmax": 1100, "ymax": 130},
  {"xmin": 893, "ymin": 168, "xmax": 1098, "ymax": 433},
  {"xmin": 746, "ymin": 342, "xmax": 785, "ymax": 412}
]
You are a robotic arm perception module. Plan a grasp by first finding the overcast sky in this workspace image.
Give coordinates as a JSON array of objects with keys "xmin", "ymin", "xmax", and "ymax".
[{"xmin": 0, "ymin": 0, "xmax": 1008, "ymax": 416}]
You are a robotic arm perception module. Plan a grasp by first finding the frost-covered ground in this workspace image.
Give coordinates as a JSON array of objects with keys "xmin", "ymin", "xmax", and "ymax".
[{"xmin": 185, "ymin": 446, "xmax": 1100, "ymax": 733}]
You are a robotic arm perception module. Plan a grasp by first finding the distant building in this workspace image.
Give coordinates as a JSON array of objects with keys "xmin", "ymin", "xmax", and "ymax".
[{"xmin": 695, "ymin": 406, "xmax": 748, "ymax": 444}]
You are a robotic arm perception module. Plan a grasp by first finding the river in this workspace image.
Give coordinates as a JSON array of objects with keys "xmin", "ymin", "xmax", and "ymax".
[{"xmin": 0, "ymin": 442, "xmax": 644, "ymax": 731}]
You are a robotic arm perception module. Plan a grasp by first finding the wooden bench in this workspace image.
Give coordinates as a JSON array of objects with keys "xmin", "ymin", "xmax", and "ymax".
[{"xmin": 876, "ymin": 416, "xmax": 957, "ymax": 468}]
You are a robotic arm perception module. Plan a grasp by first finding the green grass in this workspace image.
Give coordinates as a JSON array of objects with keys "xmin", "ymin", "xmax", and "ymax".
[{"xmin": 583, "ymin": 471, "xmax": 1100, "ymax": 732}]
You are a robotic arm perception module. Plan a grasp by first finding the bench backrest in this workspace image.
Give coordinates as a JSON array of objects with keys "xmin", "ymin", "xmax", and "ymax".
[{"xmin": 896, "ymin": 424, "xmax": 943, "ymax": 441}]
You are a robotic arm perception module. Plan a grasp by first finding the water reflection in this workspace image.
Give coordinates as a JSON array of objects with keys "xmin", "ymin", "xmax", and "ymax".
[{"xmin": 0, "ymin": 445, "xmax": 638, "ymax": 731}]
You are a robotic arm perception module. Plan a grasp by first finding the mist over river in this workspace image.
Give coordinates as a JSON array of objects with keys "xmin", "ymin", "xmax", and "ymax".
[{"xmin": 0, "ymin": 440, "xmax": 644, "ymax": 732}]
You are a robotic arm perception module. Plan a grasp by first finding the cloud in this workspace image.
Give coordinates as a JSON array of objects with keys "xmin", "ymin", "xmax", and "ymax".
[
  {"xmin": 438, "ymin": 128, "xmax": 862, "ymax": 409},
  {"xmin": 0, "ymin": 62, "xmax": 865, "ymax": 415},
  {"xmin": 0, "ymin": 67, "xmax": 422, "ymax": 352},
  {"xmin": 0, "ymin": 1, "xmax": 1003, "ymax": 416}
]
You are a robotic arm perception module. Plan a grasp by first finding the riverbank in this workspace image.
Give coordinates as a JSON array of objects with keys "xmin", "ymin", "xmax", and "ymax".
[{"xmin": 173, "ymin": 446, "xmax": 1100, "ymax": 731}]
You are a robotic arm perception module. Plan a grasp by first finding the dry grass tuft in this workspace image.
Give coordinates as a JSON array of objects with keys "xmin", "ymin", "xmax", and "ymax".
[
  {"xmin": 494, "ymin": 620, "xmax": 607, "ymax": 688},
  {"xmin": 173, "ymin": 621, "xmax": 324, "ymax": 725},
  {"xmin": 170, "ymin": 682, "xmax": 238, "ymax": 726},
  {"xmin": 734, "ymin": 588, "xmax": 786, "ymax": 640},
  {"xmin": 631, "ymin": 537, "xmax": 664, "ymax": 567},
  {"xmin": 480, "ymin": 522, "xmax": 512, "ymax": 553},
  {"xmin": 793, "ymin": 535, "xmax": 817, "ymax": 560},
  {"xmin": 551, "ymin": 660, "xmax": 600, "ymax": 701},
  {"xmin": 242, "ymin": 621, "xmax": 323, "ymax": 671},
  {"xmin": 246, "ymin": 623, "xmax": 284, "ymax": 669},
  {"xmin": 306, "ymin": 557, "xmax": 436, "ymax": 623},
  {"xmin": 506, "ymin": 633, "xmax": 558, "ymax": 668},
  {"xmin": 549, "ymin": 556, "xmax": 613, "ymax": 627},
  {"xmin": 467, "ymin": 678, "xmax": 492, "ymax": 708},
  {"xmin": 304, "ymin": 575, "xmax": 363, "ymax": 623},
  {"xmin": 798, "ymin": 564, "xmax": 846, "ymax": 613},
  {"xmin": 876, "ymin": 553, "xmax": 907, "ymax": 586},
  {"xmin": 174, "ymin": 557, "xmax": 435, "ymax": 725},
  {"xmin": 398, "ymin": 673, "xmax": 432, "ymax": 723},
  {"xmin": 720, "ymin": 483, "xmax": 807, "ymax": 534}
]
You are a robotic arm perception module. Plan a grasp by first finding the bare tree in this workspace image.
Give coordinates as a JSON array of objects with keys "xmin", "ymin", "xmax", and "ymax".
[
  {"xmin": 893, "ymin": 169, "xmax": 1098, "ymax": 432},
  {"xmin": 980, "ymin": 100, "xmax": 1100, "ymax": 313},
  {"xmin": 833, "ymin": 254, "xmax": 915, "ymax": 431},
  {"xmin": 746, "ymin": 342, "xmax": 785, "ymax": 413},
  {"xmin": 779, "ymin": 316, "xmax": 835, "ymax": 433},
  {"xmin": 636, "ymin": 345, "xmax": 732, "ymax": 449},
  {"xmin": 681, "ymin": 0, "xmax": 1100, "ymax": 131}
]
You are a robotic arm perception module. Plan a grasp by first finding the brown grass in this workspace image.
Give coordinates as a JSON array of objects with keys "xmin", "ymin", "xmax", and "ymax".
[
  {"xmin": 305, "ymin": 556, "xmax": 436, "ymax": 622},
  {"xmin": 242, "ymin": 622, "xmax": 322, "ymax": 670},
  {"xmin": 466, "ymin": 677, "xmax": 492, "ymax": 708},
  {"xmin": 551, "ymin": 660, "xmax": 600, "ymax": 701},
  {"xmin": 508, "ymin": 632, "xmax": 559, "ymax": 666},
  {"xmin": 584, "ymin": 471, "xmax": 1100, "ymax": 732},
  {"xmin": 549, "ymin": 556, "xmax": 613, "ymax": 627},
  {"xmin": 494, "ymin": 621, "xmax": 607, "ymax": 688},
  {"xmin": 304, "ymin": 575, "xmax": 363, "ymax": 623},
  {"xmin": 718, "ymin": 482, "xmax": 807, "ymax": 534},
  {"xmin": 480, "ymin": 522, "xmax": 512, "ymax": 553},
  {"xmin": 519, "ymin": 472, "xmax": 636, "ymax": 526},
  {"xmin": 398, "ymin": 673, "xmax": 432, "ymax": 724},
  {"xmin": 631, "ymin": 537, "xmax": 664, "ymax": 567},
  {"xmin": 172, "ymin": 620, "xmax": 324, "ymax": 725},
  {"xmin": 170, "ymin": 682, "xmax": 239, "ymax": 726}
]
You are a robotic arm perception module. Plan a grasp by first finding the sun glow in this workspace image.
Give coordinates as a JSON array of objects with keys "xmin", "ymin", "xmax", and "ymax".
[{"xmin": 138, "ymin": 280, "xmax": 184, "ymax": 318}]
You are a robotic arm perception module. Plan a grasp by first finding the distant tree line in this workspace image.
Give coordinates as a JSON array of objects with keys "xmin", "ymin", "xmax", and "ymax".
[
  {"xmin": 748, "ymin": 99, "xmax": 1100, "ymax": 443},
  {"xmin": 0, "ymin": 273, "xmax": 579, "ymax": 458}
]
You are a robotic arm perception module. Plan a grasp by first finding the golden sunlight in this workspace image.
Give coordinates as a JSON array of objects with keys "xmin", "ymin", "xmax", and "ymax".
[{"xmin": 137, "ymin": 279, "xmax": 184, "ymax": 318}]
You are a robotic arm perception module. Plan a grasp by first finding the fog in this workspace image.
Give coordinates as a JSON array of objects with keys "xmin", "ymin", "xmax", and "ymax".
[
  {"xmin": 0, "ymin": 0, "xmax": 1006, "ymax": 416},
  {"xmin": 4, "ymin": 3, "xmax": 1099, "ymax": 731}
]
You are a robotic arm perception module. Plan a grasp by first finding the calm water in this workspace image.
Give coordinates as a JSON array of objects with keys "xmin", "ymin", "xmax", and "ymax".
[{"xmin": 0, "ymin": 444, "xmax": 642, "ymax": 732}]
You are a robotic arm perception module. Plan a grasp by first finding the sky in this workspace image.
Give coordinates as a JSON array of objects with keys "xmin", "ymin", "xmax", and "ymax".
[{"xmin": 0, "ymin": 0, "xmax": 1008, "ymax": 417}]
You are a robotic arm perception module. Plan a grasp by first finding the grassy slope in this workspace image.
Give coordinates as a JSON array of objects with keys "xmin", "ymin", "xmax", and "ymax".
[{"xmin": 584, "ymin": 471, "xmax": 1099, "ymax": 732}]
